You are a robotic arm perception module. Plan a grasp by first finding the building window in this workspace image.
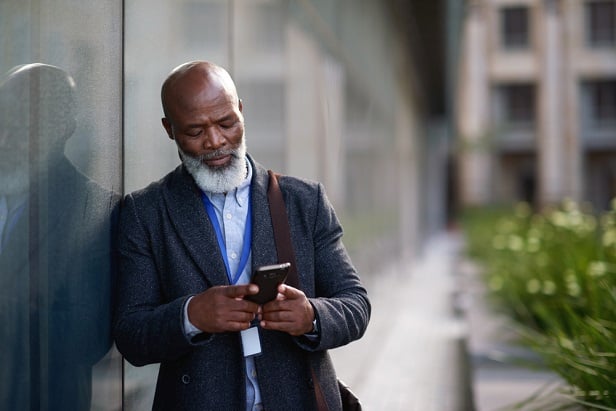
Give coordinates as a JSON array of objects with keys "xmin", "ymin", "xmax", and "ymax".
[
  {"xmin": 501, "ymin": 84, "xmax": 535, "ymax": 126},
  {"xmin": 586, "ymin": 80, "xmax": 616, "ymax": 126},
  {"xmin": 586, "ymin": 0, "xmax": 616, "ymax": 47},
  {"xmin": 501, "ymin": 6, "xmax": 530, "ymax": 49}
]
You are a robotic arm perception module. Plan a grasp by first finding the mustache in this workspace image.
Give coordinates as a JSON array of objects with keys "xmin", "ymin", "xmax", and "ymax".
[{"xmin": 197, "ymin": 148, "xmax": 239, "ymax": 161}]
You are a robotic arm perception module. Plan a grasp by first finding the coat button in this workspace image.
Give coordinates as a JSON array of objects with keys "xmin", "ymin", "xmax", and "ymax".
[{"xmin": 181, "ymin": 374, "xmax": 191, "ymax": 384}]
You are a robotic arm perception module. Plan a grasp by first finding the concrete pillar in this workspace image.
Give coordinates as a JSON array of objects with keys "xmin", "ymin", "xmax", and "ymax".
[
  {"xmin": 562, "ymin": 0, "xmax": 583, "ymax": 203},
  {"xmin": 457, "ymin": 1, "xmax": 492, "ymax": 206},
  {"xmin": 285, "ymin": 24, "xmax": 321, "ymax": 182},
  {"xmin": 318, "ymin": 57, "xmax": 346, "ymax": 209},
  {"xmin": 537, "ymin": 0, "xmax": 566, "ymax": 207},
  {"xmin": 284, "ymin": 24, "xmax": 345, "ymax": 209},
  {"xmin": 395, "ymin": 92, "xmax": 418, "ymax": 260}
]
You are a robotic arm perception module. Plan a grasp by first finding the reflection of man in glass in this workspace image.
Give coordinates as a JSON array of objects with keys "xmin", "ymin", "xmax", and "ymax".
[{"xmin": 0, "ymin": 64, "xmax": 117, "ymax": 410}]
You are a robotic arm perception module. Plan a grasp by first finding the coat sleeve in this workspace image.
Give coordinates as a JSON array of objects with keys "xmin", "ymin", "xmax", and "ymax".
[
  {"xmin": 112, "ymin": 193, "xmax": 199, "ymax": 366},
  {"xmin": 292, "ymin": 182, "xmax": 371, "ymax": 352}
]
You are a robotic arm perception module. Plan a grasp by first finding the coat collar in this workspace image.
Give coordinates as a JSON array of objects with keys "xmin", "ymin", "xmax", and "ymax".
[
  {"xmin": 248, "ymin": 156, "xmax": 278, "ymax": 272},
  {"xmin": 162, "ymin": 155, "xmax": 278, "ymax": 286}
]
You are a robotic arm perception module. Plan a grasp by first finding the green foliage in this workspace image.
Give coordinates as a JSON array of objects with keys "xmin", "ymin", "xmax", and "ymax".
[{"xmin": 460, "ymin": 201, "xmax": 616, "ymax": 410}]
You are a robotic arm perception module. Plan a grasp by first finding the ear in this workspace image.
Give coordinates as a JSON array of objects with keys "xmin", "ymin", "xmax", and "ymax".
[{"xmin": 162, "ymin": 117, "xmax": 174, "ymax": 140}]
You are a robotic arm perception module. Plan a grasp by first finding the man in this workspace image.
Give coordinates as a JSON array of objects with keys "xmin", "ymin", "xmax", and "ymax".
[{"xmin": 113, "ymin": 61, "xmax": 370, "ymax": 411}]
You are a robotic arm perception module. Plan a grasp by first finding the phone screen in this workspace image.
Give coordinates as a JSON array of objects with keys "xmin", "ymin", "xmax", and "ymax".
[{"xmin": 244, "ymin": 262, "xmax": 290, "ymax": 304}]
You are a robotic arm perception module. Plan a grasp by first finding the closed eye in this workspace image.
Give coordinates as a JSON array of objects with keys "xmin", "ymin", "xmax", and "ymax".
[{"xmin": 185, "ymin": 129, "xmax": 203, "ymax": 137}]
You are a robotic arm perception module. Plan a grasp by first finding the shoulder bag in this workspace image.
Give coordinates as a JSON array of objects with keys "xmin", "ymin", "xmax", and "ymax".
[{"xmin": 266, "ymin": 170, "xmax": 363, "ymax": 411}]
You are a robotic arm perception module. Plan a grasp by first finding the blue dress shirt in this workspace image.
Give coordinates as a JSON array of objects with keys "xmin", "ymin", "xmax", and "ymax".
[{"xmin": 182, "ymin": 160, "xmax": 262, "ymax": 411}]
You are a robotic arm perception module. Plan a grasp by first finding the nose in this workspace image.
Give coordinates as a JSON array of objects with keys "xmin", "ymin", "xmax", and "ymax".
[{"xmin": 203, "ymin": 126, "xmax": 226, "ymax": 150}]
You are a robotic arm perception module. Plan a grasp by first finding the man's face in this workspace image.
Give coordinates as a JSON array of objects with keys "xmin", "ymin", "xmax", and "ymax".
[
  {"xmin": 162, "ymin": 73, "xmax": 245, "ymax": 170},
  {"xmin": 162, "ymin": 70, "xmax": 247, "ymax": 192}
]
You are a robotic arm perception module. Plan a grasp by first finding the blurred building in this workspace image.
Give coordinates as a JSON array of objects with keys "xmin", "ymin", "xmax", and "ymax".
[{"xmin": 456, "ymin": 0, "xmax": 616, "ymax": 210}]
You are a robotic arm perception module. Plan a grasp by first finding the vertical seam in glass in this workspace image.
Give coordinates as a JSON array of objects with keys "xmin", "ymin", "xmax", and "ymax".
[
  {"xmin": 228, "ymin": 0, "xmax": 235, "ymax": 76},
  {"xmin": 120, "ymin": 0, "xmax": 126, "ymax": 409},
  {"xmin": 29, "ymin": 2, "xmax": 42, "ymax": 410},
  {"xmin": 28, "ymin": 44, "xmax": 41, "ymax": 411}
]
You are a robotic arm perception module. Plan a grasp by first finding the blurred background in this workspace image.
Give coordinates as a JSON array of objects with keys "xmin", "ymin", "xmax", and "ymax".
[{"xmin": 1, "ymin": 0, "xmax": 615, "ymax": 410}]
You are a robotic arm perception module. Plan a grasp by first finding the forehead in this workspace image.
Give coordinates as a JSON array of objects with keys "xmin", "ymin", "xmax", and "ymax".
[{"xmin": 166, "ymin": 69, "xmax": 238, "ymax": 120}]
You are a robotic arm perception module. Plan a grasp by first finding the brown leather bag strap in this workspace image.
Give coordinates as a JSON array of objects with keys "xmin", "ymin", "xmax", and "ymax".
[
  {"xmin": 266, "ymin": 170, "xmax": 300, "ymax": 289},
  {"xmin": 266, "ymin": 170, "xmax": 330, "ymax": 411}
]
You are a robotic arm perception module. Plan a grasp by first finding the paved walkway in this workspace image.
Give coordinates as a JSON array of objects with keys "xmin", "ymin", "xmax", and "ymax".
[
  {"xmin": 331, "ymin": 232, "xmax": 473, "ymax": 411},
  {"xmin": 331, "ymin": 231, "xmax": 562, "ymax": 411}
]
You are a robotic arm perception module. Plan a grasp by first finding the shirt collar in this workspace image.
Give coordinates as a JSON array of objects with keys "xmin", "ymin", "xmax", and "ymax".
[
  {"xmin": 234, "ymin": 158, "xmax": 252, "ymax": 207},
  {"xmin": 204, "ymin": 158, "xmax": 252, "ymax": 208}
]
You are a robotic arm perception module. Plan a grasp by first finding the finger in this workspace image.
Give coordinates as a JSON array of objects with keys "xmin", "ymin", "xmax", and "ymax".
[
  {"xmin": 224, "ymin": 284, "xmax": 259, "ymax": 298},
  {"xmin": 201, "ymin": 313, "xmax": 253, "ymax": 334},
  {"xmin": 212, "ymin": 308, "xmax": 258, "ymax": 332},
  {"xmin": 204, "ymin": 287, "xmax": 258, "ymax": 312},
  {"xmin": 223, "ymin": 320, "xmax": 254, "ymax": 332},
  {"xmin": 260, "ymin": 309, "xmax": 288, "ymax": 323},
  {"xmin": 277, "ymin": 284, "xmax": 304, "ymax": 299},
  {"xmin": 260, "ymin": 317, "xmax": 293, "ymax": 329},
  {"xmin": 261, "ymin": 298, "xmax": 286, "ymax": 313},
  {"xmin": 262, "ymin": 295, "xmax": 301, "ymax": 313},
  {"xmin": 229, "ymin": 298, "xmax": 260, "ymax": 315},
  {"xmin": 226, "ymin": 309, "xmax": 257, "ymax": 323},
  {"xmin": 260, "ymin": 318, "xmax": 305, "ymax": 336}
]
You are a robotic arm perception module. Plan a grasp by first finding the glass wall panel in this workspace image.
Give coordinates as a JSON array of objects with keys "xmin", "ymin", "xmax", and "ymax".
[
  {"xmin": 287, "ymin": 0, "xmax": 405, "ymax": 270},
  {"xmin": 124, "ymin": 1, "xmax": 231, "ymax": 409},
  {"xmin": 0, "ymin": 1, "xmax": 122, "ymax": 410},
  {"xmin": 234, "ymin": 0, "xmax": 287, "ymax": 173}
]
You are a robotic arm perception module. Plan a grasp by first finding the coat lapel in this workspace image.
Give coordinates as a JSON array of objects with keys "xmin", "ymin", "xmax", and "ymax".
[
  {"xmin": 162, "ymin": 166, "xmax": 229, "ymax": 286},
  {"xmin": 162, "ymin": 159, "xmax": 279, "ymax": 286},
  {"xmin": 249, "ymin": 159, "xmax": 278, "ymax": 271}
]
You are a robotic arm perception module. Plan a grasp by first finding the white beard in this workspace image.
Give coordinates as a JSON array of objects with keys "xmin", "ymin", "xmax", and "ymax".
[{"xmin": 178, "ymin": 138, "xmax": 248, "ymax": 193}]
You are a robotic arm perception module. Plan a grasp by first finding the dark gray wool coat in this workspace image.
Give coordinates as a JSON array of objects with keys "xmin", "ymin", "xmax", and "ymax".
[{"xmin": 113, "ymin": 155, "xmax": 371, "ymax": 411}]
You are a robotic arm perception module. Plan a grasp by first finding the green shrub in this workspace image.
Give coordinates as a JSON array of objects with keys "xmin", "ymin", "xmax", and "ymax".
[{"xmin": 461, "ymin": 201, "xmax": 616, "ymax": 410}]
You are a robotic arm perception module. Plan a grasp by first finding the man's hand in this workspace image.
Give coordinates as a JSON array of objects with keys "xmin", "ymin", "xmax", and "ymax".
[
  {"xmin": 260, "ymin": 284, "xmax": 315, "ymax": 336},
  {"xmin": 187, "ymin": 285, "xmax": 260, "ymax": 333}
]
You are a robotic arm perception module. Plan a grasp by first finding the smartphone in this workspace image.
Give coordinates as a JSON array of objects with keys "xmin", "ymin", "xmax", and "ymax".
[{"xmin": 244, "ymin": 262, "xmax": 291, "ymax": 304}]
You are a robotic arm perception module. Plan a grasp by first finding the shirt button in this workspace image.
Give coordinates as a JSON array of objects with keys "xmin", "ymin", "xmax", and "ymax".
[
  {"xmin": 225, "ymin": 213, "xmax": 232, "ymax": 220},
  {"xmin": 181, "ymin": 374, "xmax": 191, "ymax": 384},
  {"xmin": 231, "ymin": 252, "xmax": 238, "ymax": 259}
]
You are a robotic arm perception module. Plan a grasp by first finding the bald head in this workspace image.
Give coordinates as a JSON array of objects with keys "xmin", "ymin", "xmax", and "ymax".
[
  {"xmin": 0, "ymin": 63, "xmax": 77, "ymax": 164},
  {"xmin": 161, "ymin": 61, "xmax": 239, "ymax": 120},
  {"xmin": 0, "ymin": 63, "xmax": 77, "ymax": 193},
  {"xmin": 1, "ymin": 63, "xmax": 76, "ymax": 140}
]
